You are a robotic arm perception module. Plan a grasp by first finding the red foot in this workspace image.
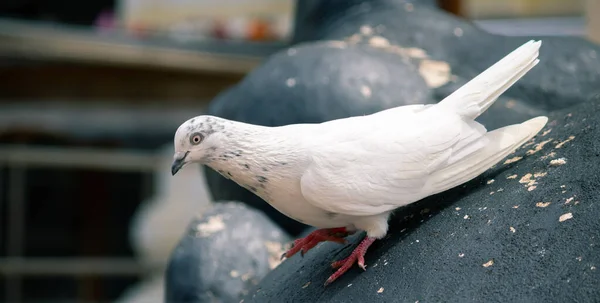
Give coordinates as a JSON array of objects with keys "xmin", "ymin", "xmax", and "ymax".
[
  {"xmin": 324, "ymin": 236, "xmax": 376, "ymax": 286},
  {"xmin": 283, "ymin": 227, "xmax": 351, "ymax": 259}
]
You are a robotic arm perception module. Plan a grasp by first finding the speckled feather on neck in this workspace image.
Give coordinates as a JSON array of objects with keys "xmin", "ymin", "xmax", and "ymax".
[{"xmin": 201, "ymin": 119, "xmax": 310, "ymax": 199}]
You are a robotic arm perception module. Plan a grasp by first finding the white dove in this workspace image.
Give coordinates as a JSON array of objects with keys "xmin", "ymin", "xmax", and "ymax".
[{"xmin": 171, "ymin": 40, "xmax": 547, "ymax": 286}]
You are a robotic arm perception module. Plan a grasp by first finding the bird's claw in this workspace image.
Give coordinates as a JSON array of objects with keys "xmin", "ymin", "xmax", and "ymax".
[
  {"xmin": 281, "ymin": 227, "xmax": 350, "ymax": 260},
  {"xmin": 358, "ymin": 263, "xmax": 367, "ymax": 271},
  {"xmin": 324, "ymin": 236, "xmax": 376, "ymax": 286},
  {"xmin": 323, "ymin": 277, "xmax": 334, "ymax": 287}
]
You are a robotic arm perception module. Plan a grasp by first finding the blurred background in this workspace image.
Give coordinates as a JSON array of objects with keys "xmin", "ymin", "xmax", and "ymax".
[{"xmin": 0, "ymin": 0, "xmax": 597, "ymax": 302}]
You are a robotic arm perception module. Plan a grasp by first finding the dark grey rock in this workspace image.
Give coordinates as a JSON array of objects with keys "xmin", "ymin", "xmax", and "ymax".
[
  {"xmin": 204, "ymin": 0, "xmax": 600, "ymax": 237},
  {"xmin": 291, "ymin": 0, "xmax": 600, "ymax": 129},
  {"xmin": 242, "ymin": 92, "xmax": 600, "ymax": 303},
  {"xmin": 165, "ymin": 202, "xmax": 290, "ymax": 303}
]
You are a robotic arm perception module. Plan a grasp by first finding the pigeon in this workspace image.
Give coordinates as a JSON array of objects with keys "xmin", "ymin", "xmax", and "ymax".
[{"xmin": 171, "ymin": 40, "xmax": 548, "ymax": 286}]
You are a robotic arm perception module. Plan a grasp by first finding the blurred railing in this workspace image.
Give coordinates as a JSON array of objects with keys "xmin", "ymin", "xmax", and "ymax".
[
  {"xmin": 0, "ymin": 145, "xmax": 163, "ymax": 302},
  {"xmin": 0, "ymin": 18, "xmax": 283, "ymax": 75}
]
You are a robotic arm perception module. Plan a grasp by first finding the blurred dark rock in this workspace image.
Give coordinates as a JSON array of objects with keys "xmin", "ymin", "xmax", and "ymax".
[
  {"xmin": 204, "ymin": 0, "xmax": 600, "ymax": 237},
  {"xmin": 165, "ymin": 202, "xmax": 290, "ymax": 303},
  {"xmin": 242, "ymin": 92, "xmax": 600, "ymax": 303},
  {"xmin": 291, "ymin": 0, "xmax": 600, "ymax": 128}
]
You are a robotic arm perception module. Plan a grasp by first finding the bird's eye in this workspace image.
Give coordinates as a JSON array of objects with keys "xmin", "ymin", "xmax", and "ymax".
[{"xmin": 189, "ymin": 132, "xmax": 204, "ymax": 145}]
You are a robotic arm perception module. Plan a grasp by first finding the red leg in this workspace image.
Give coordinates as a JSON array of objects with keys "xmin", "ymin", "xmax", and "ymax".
[
  {"xmin": 325, "ymin": 236, "xmax": 376, "ymax": 286},
  {"xmin": 283, "ymin": 227, "xmax": 351, "ymax": 259}
]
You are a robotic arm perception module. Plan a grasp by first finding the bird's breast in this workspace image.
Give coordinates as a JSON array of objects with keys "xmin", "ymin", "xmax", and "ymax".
[{"xmin": 262, "ymin": 183, "xmax": 356, "ymax": 229}]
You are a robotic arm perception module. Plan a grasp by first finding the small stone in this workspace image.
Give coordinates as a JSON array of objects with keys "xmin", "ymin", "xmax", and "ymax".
[
  {"xmin": 559, "ymin": 213, "xmax": 573, "ymax": 222},
  {"xmin": 505, "ymin": 99, "xmax": 517, "ymax": 108},
  {"xmin": 519, "ymin": 173, "xmax": 537, "ymax": 187},
  {"xmin": 241, "ymin": 272, "xmax": 253, "ymax": 282},
  {"xmin": 346, "ymin": 33, "xmax": 362, "ymax": 43},
  {"xmin": 369, "ymin": 36, "xmax": 391, "ymax": 48},
  {"xmin": 286, "ymin": 78, "xmax": 297, "ymax": 87},
  {"xmin": 360, "ymin": 25, "xmax": 374, "ymax": 35},
  {"xmin": 264, "ymin": 240, "xmax": 286, "ymax": 269},
  {"xmin": 555, "ymin": 136, "xmax": 575, "ymax": 148},
  {"xmin": 504, "ymin": 156, "xmax": 523, "ymax": 164},
  {"xmin": 418, "ymin": 59, "xmax": 451, "ymax": 88},
  {"xmin": 453, "ymin": 27, "xmax": 463, "ymax": 37},
  {"xmin": 541, "ymin": 151, "xmax": 557, "ymax": 160},
  {"xmin": 326, "ymin": 40, "xmax": 347, "ymax": 49},
  {"xmin": 483, "ymin": 260, "xmax": 494, "ymax": 268},
  {"xmin": 550, "ymin": 158, "xmax": 567, "ymax": 166},
  {"xmin": 360, "ymin": 85, "xmax": 372, "ymax": 98},
  {"xmin": 526, "ymin": 139, "xmax": 553, "ymax": 155},
  {"xmin": 195, "ymin": 215, "xmax": 225, "ymax": 237},
  {"xmin": 536, "ymin": 202, "xmax": 551, "ymax": 208}
]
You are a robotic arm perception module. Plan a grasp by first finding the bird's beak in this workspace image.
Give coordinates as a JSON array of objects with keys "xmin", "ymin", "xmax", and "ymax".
[{"xmin": 171, "ymin": 151, "xmax": 189, "ymax": 176}]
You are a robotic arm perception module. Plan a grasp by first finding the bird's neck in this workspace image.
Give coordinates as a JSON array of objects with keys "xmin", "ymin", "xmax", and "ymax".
[{"xmin": 204, "ymin": 122, "xmax": 308, "ymax": 196}]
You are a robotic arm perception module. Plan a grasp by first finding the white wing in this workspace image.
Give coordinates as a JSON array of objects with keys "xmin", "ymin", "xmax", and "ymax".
[
  {"xmin": 300, "ymin": 109, "xmax": 547, "ymax": 217},
  {"xmin": 299, "ymin": 40, "xmax": 545, "ymax": 217}
]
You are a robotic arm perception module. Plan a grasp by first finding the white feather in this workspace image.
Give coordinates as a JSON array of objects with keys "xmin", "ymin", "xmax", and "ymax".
[{"xmin": 437, "ymin": 40, "xmax": 541, "ymax": 119}]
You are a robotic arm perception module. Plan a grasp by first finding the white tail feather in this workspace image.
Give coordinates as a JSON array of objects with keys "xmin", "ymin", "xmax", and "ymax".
[
  {"xmin": 437, "ymin": 40, "xmax": 542, "ymax": 120},
  {"xmin": 426, "ymin": 116, "xmax": 548, "ymax": 193}
]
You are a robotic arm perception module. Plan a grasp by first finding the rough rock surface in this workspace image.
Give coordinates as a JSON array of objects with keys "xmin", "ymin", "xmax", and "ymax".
[
  {"xmin": 165, "ymin": 202, "xmax": 290, "ymax": 303},
  {"xmin": 243, "ymin": 94, "xmax": 600, "ymax": 302},
  {"xmin": 203, "ymin": 0, "xmax": 600, "ymax": 236}
]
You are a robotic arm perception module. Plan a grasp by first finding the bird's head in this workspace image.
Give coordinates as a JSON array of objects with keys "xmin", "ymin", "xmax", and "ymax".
[{"xmin": 171, "ymin": 115, "xmax": 227, "ymax": 175}]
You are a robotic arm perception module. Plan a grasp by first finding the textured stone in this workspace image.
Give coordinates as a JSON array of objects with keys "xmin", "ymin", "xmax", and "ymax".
[{"xmin": 165, "ymin": 202, "xmax": 290, "ymax": 303}]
